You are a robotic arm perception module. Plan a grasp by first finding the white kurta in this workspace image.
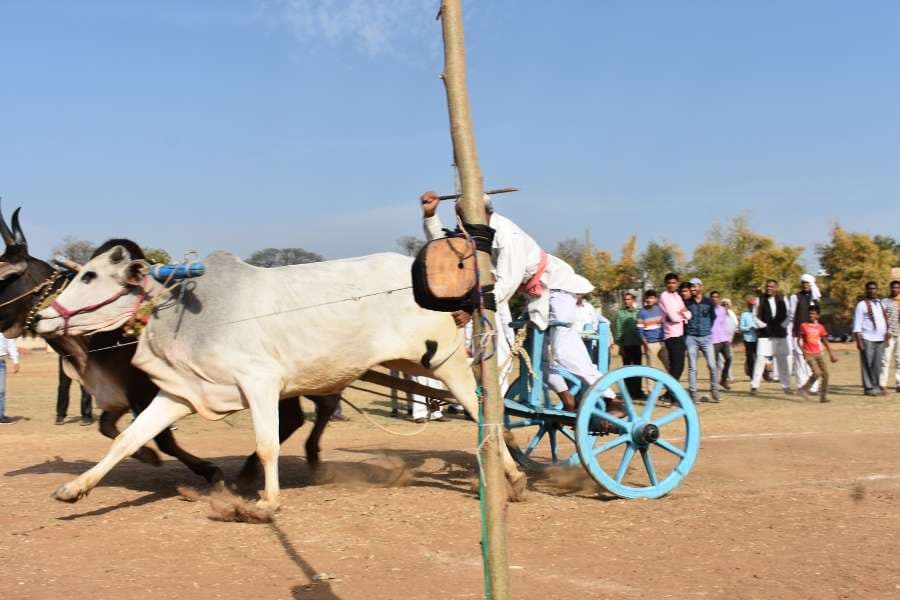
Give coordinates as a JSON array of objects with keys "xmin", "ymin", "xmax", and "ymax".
[
  {"xmin": 423, "ymin": 212, "xmax": 575, "ymax": 330},
  {"xmin": 545, "ymin": 290, "xmax": 603, "ymax": 393},
  {"xmin": 573, "ymin": 300, "xmax": 601, "ymax": 334}
]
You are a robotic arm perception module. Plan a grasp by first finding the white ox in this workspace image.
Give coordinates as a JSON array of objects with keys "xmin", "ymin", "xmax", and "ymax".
[{"xmin": 36, "ymin": 246, "xmax": 525, "ymax": 509}]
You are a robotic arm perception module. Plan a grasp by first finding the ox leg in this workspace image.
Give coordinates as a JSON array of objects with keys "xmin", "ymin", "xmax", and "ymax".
[
  {"xmin": 152, "ymin": 428, "xmax": 224, "ymax": 484},
  {"xmin": 432, "ymin": 361, "xmax": 527, "ymax": 501},
  {"xmin": 240, "ymin": 378, "xmax": 282, "ymax": 511},
  {"xmin": 306, "ymin": 394, "xmax": 339, "ymax": 470},
  {"xmin": 52, "ymin": 393, "xmax": 194, "ymax": 503},
  {"xmin": 99, "ymin": 407, "xmax": 162, "ymax": 467},
  {"xmin": 236, "ymin": 397, "xmax": 305, "ymax": 489}
]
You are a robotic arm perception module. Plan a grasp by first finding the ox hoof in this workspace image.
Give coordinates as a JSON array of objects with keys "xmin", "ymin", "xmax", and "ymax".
[
  {"xmin": 132, "ymin": 446, "xmax": 162, "ymax": 467},
  {"xmin": 52, "ymin": 482, "xmax": 87, "ymax": 503},
  {"xmin": 507, "ymin": 472, "xmax": 528, "ymax": 502},
  {"xmin": 256, "ymin": 499, "xmax": 281, "ymax": 514}
]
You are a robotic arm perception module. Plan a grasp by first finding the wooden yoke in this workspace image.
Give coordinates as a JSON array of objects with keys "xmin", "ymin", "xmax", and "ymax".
[{"xmin": 438, "ymin": 1, "xmax": 510, "ymax": 598}]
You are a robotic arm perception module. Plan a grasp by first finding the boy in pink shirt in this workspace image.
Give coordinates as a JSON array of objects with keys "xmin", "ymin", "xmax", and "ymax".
[{"xmin": 658, "ymin": 273, "xmax": 692, "ymax": 382}]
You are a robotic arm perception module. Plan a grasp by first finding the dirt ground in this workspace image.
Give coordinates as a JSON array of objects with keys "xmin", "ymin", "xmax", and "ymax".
[{"xmin": 2, "ymin": 347, "xmax": 900, "ymax": 599}]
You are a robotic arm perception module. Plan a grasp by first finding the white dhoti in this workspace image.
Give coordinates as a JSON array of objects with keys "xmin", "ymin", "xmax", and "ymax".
[
  {"xmin": 495, "ymin": 301, "xmax": 514, "ymax": 395},
  {"xmin": 544, "ymin": 290, "xmax": 602, "ymax": 393},
  {"xmin": 752, "ymin": 337, "xmax": 791, "ymax": 390},
  {"xmin": 880, "ymin": 337, "xmax": 900, "ymax": 389}
]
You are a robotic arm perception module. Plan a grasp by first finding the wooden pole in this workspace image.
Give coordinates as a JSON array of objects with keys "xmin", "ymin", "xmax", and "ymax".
[{"xmin": 438, "ymin": 2, "xmax": 510, "ymax": 598}]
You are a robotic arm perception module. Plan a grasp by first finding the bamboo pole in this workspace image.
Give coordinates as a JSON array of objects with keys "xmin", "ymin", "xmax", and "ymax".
[{"xmin": 438, "ymin": 1, "xmax": 510, "ymax": 598}]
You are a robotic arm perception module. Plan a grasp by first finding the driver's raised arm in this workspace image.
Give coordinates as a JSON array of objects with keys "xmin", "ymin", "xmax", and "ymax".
[{"xmin": 420, "ymin": 191, "xmax": 445, "ymax": 241}]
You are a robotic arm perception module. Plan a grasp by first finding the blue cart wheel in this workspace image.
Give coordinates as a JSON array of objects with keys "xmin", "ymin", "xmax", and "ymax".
[{"xmin": 575, "ymin": 366, "xmax": 700, "ymax": 499}]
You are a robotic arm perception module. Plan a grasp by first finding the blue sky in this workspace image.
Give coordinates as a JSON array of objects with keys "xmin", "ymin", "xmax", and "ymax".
[{"xmin": 2, "ymin": 1, "xmax": 899, "ymax": 268}]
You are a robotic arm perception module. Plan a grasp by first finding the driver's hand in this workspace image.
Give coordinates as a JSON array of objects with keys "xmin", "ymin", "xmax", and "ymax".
[
  {"xmin": 420, "ymin": 191, "xmax": 439, "ymax": 218},
  {"xmin": 451, "ymin": 310, "xmax": 472, "ymax": 328}
]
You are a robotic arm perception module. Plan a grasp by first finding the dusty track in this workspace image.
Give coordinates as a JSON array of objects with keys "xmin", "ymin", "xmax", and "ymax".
[{"xmin": 1, "ymin": 348, "xmax": 899, "ymax": 599}]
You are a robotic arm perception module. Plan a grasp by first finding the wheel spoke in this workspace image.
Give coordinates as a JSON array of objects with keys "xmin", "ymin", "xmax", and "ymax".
[
  {"xmin": 592, "ymin": 410, "xmax": 629, "ymax": 431},
  {"xmin": 523, "ymin": 424, "xmax": 547, "ymax": 457},
  {"xmin": 617, "ymin": 382, "xmax": 637, "ymax": 421},
  {"xmin": 559, "ymin": 426, "xmax": 577, "ymax": 444},
  {"xmin": 592, "ymin": 433, "xmax": 629, "ymax": 457},
  {"xmin": 653, "ymin": 408, "xmax": 685, "ymax": 428},
  {"xmin": 506, "ymin": 418, "xmax": 538, "ymax": 430},
  {"xmin": 641, "ymin": 380, "xmax": 665, "ymax": 420},
  {"xmin": 549, "ymin": 427, "xmax": 559, "ymax": 463},
  {"xmin": 615, "ymin": 444, "xmax": 637, "ymax": 483},
  {"xmin": 640, "ymin": 447, "xmax": 658, "ymax": 486},
  {"xmin": 654, "ymin": 438, "xmax": 686, "ymax": 459}
]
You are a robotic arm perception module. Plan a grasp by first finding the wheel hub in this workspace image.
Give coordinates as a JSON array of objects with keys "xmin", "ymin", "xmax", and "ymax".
[{"xmin": 632, "ymin": 422, "xmax": 660, "ymax": 446}]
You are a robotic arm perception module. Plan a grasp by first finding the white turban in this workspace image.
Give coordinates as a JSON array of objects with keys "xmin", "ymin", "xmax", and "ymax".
[
  {"xmin": 800, "ymin": 273, "xmax": 821, "ymax": 301},
  {"xmin": 561, "ymin": 273, "xmax": 595, "ymax": 295}
]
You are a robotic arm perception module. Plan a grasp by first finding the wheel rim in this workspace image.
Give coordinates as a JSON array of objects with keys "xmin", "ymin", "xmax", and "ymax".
[{"xmin": 575, "ymin": 366, "xmax": 700, "ymax": 499}]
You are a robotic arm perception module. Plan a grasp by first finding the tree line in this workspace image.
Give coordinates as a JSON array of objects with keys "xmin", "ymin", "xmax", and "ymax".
[{"xmin": 553, "ymin": 217, "xmax": 899, "ymax": 331}]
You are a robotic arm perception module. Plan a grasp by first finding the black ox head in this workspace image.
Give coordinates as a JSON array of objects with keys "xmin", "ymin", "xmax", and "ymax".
[{"xmin": 0, "ymin": 202, "xmax": 55, "ymax": 337}]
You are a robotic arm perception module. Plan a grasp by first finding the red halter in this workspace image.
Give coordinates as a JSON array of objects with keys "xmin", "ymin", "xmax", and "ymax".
[{"xmin": 50, "ymin": 276, "xmax": 151, "ymax": 336}]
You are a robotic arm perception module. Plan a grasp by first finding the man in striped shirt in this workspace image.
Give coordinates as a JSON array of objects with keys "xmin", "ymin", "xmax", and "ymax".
[{"xmin": 637, "ymin": 290, "xmax": 668, "ymax": 371}]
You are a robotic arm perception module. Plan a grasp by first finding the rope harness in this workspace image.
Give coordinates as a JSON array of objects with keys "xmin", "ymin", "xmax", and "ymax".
[{"xmin": 49, "ymin": 275, "xmax": 153, "ymax": 336}]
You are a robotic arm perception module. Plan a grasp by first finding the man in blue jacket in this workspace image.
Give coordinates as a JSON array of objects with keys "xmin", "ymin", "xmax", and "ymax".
[{"xmin": 685, "ymin": 278, "xmax": 719, "ymax": 403}]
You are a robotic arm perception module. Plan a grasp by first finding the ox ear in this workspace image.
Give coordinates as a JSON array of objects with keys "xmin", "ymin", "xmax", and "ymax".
[
  {"xmin": 0, "ymin": 260, "xmax": 27, "ymax": 281},
  {"xmin": 108, "ymin": 245, "xmax": 130, "ymax": 265},
  {"xmin": 125, "ymin": 259, "xmax": 150, "ymax": 286}
]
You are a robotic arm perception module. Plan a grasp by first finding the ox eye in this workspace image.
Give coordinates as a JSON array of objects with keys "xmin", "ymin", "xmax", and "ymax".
[{"xmin": 80, "ymin": 271, "xmax": 97, "ymax": 284}]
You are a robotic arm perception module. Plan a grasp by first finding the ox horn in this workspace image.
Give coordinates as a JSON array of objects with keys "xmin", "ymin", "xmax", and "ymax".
[
  {"xmin": 11, "ymin": 207, "xmax": 26, "ymax": 246},
  {"xmin": 0, "ymin": 199, "xmax": 15, "ymax": 247}
]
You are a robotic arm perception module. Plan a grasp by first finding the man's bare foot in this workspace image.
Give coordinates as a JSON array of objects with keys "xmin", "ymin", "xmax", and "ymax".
[{"xmin": 559, "ymin": 390, "xmax": 577, "ymax": 412}]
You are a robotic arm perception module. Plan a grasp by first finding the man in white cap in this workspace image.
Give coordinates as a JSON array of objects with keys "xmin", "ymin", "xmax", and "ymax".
[{"xmin": 789, "ymin": 274, "xmax": 822, "ymax": 391}]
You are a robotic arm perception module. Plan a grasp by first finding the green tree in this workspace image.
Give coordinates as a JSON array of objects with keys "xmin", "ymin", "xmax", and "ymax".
[
  {"xmin": 689, "ymin": 216, "xmax": 803, "ymax": 298},
  {"xmin": 818, "ymin": 225, "xmax": 894, "ymax": 329},
  {"xmin": 638, "ymin": 240, "xmax": 686, "ymax": 290},
  {"xmin": 396, "ymin": 236, "xmax": 425, "ymax": 257},
  {"xmin": 141, "ymin": 247, "xmax": 171, "ymax": 264},
  {"xmin": 247, "ymin": 247, "xmax": 324, "ymax": 268},
  {"xmin": 51, "ymin": 236, "xmax": 96, "ymax": 264}
]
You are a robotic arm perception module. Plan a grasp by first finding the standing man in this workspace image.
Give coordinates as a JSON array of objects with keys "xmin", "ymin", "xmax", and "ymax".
[
  {"xmin": 709, "ymin": 291, "xmax": 733, "ymax": 390},
  {"xmin": 685, "ymin": 278, "xmax": 720, "ymax": 403},
  {"xmin": 789, "ymin": 274, "xmax": 822, "ymax": 392},
  {"xmin": 0, "ymin": 335, "xmax": 20, "ymax": 425},
  {"xmin": 56, "ymin": 356, "xmax": 93, "ymax": 426},
  {"xmin": 852, "ymin": 281, "xmax": 890, "ymax": 396},
  {"xmin": 659, "ymin": 273, "xmax": 691, "ymax": 383},
  {"xmin": 740, "ymin": 296, "xmax": 759, "ymax": 379},
  {"xmin": 751, "ymin": 280, "xmax": 792, "ymax": 395},
  {"xmin": 637, "ymin": 290, "xmax": 668, "ymax": 371},
  {"xmin": 879, "ymin": 280, "xmax": 900, "ymax": 393},
  {"xmin": 614, "ymin": 292, "xmax": 643, "ymax": 399}
]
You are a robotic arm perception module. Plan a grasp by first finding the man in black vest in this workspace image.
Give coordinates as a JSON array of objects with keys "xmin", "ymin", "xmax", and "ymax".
[
  {"xmin": 751, "ymin": 279, "xmax": 792, "ymax": 395},
  {"xmin": 789, "ymin": 274, "xmax": 822, "ymax": 392}
]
